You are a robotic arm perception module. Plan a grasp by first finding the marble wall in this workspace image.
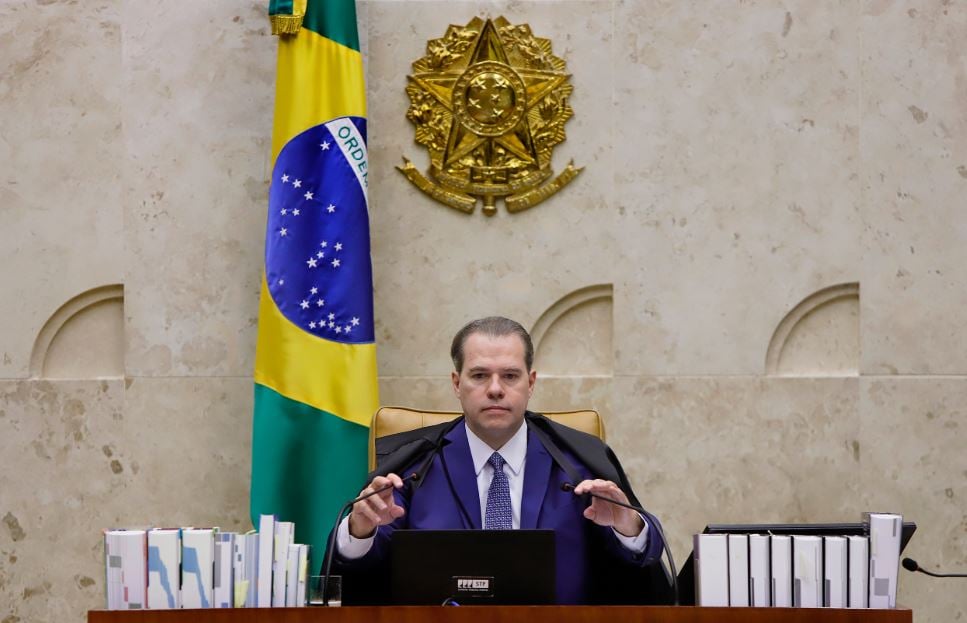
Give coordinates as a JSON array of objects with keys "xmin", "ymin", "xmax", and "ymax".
[{"xmin": 0, "ymin": 1, "xmax": 964, "ymax": 621}]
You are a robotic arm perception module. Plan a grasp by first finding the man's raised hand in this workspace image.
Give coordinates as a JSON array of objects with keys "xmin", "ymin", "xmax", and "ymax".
[
  {"xmin": 347, "ymin": 473, "xmax": 406, "ymax": 538},
  {"xmin": 573, "ymin": 478, "xmax": 644, "ymax": 537}
]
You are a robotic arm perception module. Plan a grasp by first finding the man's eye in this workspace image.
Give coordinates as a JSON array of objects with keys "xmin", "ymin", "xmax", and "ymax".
[{"xmin": 504, "ymin": 374, "xmax": 519, "ymax": 381}]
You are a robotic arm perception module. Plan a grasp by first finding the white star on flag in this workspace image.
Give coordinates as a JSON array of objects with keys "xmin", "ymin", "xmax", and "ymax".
[
  {"xmin": 335, "ymin": 326, "xmax": 342, "ymax": 334},
  {"xmin": 344, "ymin": 325, "xmax": 352, "ymax": 333},
  {"xmin": 328, "ymin": 321, "xmax": 335, "ymax": 329},
  {"xmin": 293, "ymin": 179, "xmax": 302, "ymax": 188},
  {"xmin": 304, "ymin": 191, "xmax": 313, "ymax": 200},
  {"xmin": 281, "ymin": 208, "xmax": 287, "ymax": 215},
  {"xmin": 320, "ymin": 141, "xmax": 331, "ymax": 150},
  {"xmin": 334, "ymin": 243, "xmax": 343, "ymax": 251},
  {"xmin": 300, "ymin": 300, "xmax": 309, "ymax": 309},
  {"xmin": 332, "ymin": 259, "xmax": 341, "ymax": 268},
  {"xmin": 328, "ymin": 313, "xmax": 335, "ymax": 321},
  {"xmin": 327, "ymin": 204, "xmax": 336, "ymax": 213},
  {"xmin": 351, "ymin": 317, "xmax": 360, "ymax": 326},
  {"xmin": 307, "ymin": 257, "xmax": 318, "ymax": 268},
  {"xmin": 280, "ymin": 228, "xmax": 288, "ymax": 237},
  {"xmin": 316, "ymin": 299, "xmax": 325, "ymax": 307},
  {"xmin": 320, "ymin": 241, "xmax": 328, "ymax": 248},
  {"xmin": 316, "ymin": 251, "xmax": 324, "ymax": 259},
  {"xmin": 310, "ymin": 287, "xmax": 318, "ymax": 295},
  {"xmin": 292, "ymin": 208, "xmax": 300, "ymax": 216},
  {"xmin": 309, "ymin": 321, "xmax": 316, "ymax": 329},
  {"xmin": 281, "ymin": 174, "xmax": 289, "ymax": 183}
]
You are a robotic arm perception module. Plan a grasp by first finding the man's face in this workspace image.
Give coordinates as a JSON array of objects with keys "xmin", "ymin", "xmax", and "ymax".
[{"xmin": 452, "ymin": 332, "xmax": 537, "ymax": 449}]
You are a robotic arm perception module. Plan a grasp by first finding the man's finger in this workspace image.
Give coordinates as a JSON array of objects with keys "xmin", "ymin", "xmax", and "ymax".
[
  {"xmin": 368, "ymin": 492, "xmax": 389, "ymax": 513},
  {"xmin": 353, "ymin": 503, "xmax": 381, "ymax": 527},
  {"xmin": 370, "ymin": 475, "xmax": 394, "ymax": 490}
]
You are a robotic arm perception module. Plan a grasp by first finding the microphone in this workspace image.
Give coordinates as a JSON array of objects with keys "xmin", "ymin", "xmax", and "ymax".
[
  {"xmin": 320, "ymin": 472, "xmax": 421, "ymax": 605},
  {"xmin": 561, "ymin": 482, "xmax": 679, "ymax": 605},
  {"xmin": 902, "ymin": 557, "xmax": 967, "ymax": 578}
]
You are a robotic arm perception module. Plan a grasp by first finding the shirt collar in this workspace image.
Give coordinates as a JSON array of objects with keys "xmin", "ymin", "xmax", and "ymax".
[{"xmin": 465, "ymin": 419, "xmax": 528, "ymax": 477}]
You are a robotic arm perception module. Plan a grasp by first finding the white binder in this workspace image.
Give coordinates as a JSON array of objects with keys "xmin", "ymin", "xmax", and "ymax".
[
  {"xmin": 792, "ymin": 535, "xmax": 823, "ymax": 608},
  {"xmin": 272, "ymin": 521, "xmax": 294, "ymax": 607},
  {"xmin": 770, "ymin": 535, "xmax": 792, "ymax": 607},
  {"xmin": 848, "ymin": 535, "xmax": 869, "ymax": 608},
  {"xmin": 104, "ymin": 529, "xmax": 147, "ymax": 610},
  {"xmin": 868, "ymin": 513, "xmax": 901, "ymax": 608},
  {"xmin": 181, "ymin": 528, "xmax": 215, "ymax": 608},
  {"xmin": 824, "ymin": 536, "xmax": 848, "ymax": 608},
  {"xmin": 748, "ymin": 534, "xmax": 771, "ymax": 607},
  {"xmin": 213, "ymin": 532, "xmax": 235, "ymax": 608},
  {"xmin": 694, "ymin": 533, "xmax": 729, "ymax": 606},
  {"xmin": 257, "ymin": 514, "xmax": 275, "ymax": 607},
  {"xmin": 727, "ymin": 534, "xmax": 749, "ymax": 606},
  {"xmin": 147, "ymin": 528, "xmax": 181, "ymax": 609}
]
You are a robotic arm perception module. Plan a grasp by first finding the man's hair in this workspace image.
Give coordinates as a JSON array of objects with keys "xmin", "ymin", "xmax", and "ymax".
[{"xmin": 450, "ymin": 316, "xmax": 534, "ymax": 373}]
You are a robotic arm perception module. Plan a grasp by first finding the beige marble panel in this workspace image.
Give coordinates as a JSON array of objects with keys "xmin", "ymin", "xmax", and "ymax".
[
  {"xmin": 378, "ymin": 375, "xmax": 458, "ymax": 412},
  {"xmin": 859, "ymin": 1, "xmax": 967, "ymax": 375},
  {"xmin": 530, "ymin": 375, "xmax": 613, "ymax": 423},
  {"xmin": 365, "ymin": 2, "xmax": 620, "ymax": 376},
  {"xmin": 0, "ymin": 378, "xmax": 252, "ymax": 623},
  {"xmin": 121, "ymin": 1, "xmax": 275, "ymax": 377},
  {"xmin": 610, "ymin": 376, "xmax": 861, "ymax": 569},
  {"xmin": 119, "ymin": 377, "xmax": 254, "ymax": 529},
  {"xmin": 612, "ymin": 1, "xmax": 861, "ymax": 375},
  {"xmin": 0, "ymin": 1, "xmax": 124, "ymax": 379},
  {"xmin": 859, "ymin": 377, "xmax": 967, "ymax": 622},
  {"xmin": 0, "ymin": 380, "xmax": 124, "ymax": 623}
]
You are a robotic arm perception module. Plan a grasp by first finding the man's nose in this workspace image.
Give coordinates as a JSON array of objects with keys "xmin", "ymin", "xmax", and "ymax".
[{"xmin": 486, "ymin": 375, "xmax": 504, "ymax": 397}]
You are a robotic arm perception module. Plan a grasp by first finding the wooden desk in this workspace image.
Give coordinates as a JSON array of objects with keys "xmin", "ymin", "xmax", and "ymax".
[{"xmin": 89, "ymin": 605, "xmax": 913, "ymax": 623}]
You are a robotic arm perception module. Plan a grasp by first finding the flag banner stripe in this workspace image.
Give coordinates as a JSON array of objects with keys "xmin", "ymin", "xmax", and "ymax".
[
  {"xmin": 250, "ymin": 383, "xmax": 369, "ymax": 551},
  {"xmin": 255, "ymin": 277, "xmax": 378, "ymax": 428},
  {"xmin": 302, "ymin": 0, "xmax": 360, "ymax": 51},
  {"xmin": 272, "ymin": 29, "xmax": 366, "ymax": 162}
]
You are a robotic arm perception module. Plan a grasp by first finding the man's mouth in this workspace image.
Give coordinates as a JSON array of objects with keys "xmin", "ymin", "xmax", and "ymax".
[{"xmin": 483, "ymin": 405, "xmax": 509, "ymax": 412}]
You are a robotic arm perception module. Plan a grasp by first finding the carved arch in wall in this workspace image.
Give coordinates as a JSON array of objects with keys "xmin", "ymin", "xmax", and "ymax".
[
  {"xmin": 765, "ymin": 282, "xmax": 859, "ymax": 377},
  {"xmin": 531, "ymin": 284, "xmax": 613, "ymax": 376},
  {"xmin": 29, "ymin": 284, "xmax": 125, "ymax": 379}
]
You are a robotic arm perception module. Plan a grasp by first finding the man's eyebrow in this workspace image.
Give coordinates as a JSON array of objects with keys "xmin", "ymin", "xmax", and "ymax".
[{"xmin": 466, "ymin": 365, "xmax": 523, "ymax": 373}]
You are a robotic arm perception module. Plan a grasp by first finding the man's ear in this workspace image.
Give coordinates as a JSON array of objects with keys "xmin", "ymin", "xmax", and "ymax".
[
  {"xmin": 451, "ymin": 370, "xmax": 461, "ymax": 396},
  {"xmin": 527, "ymin": 369, "xmax": 537, "ymax": 395}
]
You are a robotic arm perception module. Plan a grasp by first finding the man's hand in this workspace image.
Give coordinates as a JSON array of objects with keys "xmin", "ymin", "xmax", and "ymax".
[
  {"xmin": 573, "ymin": 479, "xmax": 644, "ymax": 538},
  {"xmin": 347, "ymin": 473, "xmax": 406, "ymax": 538}
]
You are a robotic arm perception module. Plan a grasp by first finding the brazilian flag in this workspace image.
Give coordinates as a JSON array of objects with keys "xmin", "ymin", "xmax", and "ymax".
[{"xmin": 251, "ymin": 0, "xmax": 377, "ymax": 562}]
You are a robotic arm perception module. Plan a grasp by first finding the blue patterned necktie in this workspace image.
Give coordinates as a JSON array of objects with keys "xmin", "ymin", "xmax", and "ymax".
[{"xmin": 484, "ymin": 452, "xmax": 513, "ymax": 530}]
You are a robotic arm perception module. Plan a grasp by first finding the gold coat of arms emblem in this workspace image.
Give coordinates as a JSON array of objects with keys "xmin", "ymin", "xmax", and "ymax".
[{"xmin": 398, "ymin": 17, "xmax": 583, "ymax": 216}]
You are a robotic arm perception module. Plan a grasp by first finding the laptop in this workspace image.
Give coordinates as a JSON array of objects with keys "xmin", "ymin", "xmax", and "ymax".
[{"xmin": 390, "ymin": 529, "xmax": 556, "ymax": 605}]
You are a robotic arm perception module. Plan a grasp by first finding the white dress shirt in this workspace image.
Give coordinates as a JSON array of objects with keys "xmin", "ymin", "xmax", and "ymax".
[{"xmin": 337, "ymin": 421, "xmax": 648, "ymax": 558}]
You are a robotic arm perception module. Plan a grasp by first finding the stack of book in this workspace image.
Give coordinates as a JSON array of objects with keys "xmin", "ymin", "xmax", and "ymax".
[
  {"xmin": 103, "ymin": 514, "xmax": 310, "ymax": 610},
  {"xmin": 693, "ymin": 512, "xmax": 903, "ymax": 609}
]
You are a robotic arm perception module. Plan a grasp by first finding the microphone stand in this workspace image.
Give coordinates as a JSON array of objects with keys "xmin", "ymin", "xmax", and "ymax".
[
  {"xmin": 562, "ymin": 483, "xmax": 679, "ymax": 605},
  {"xmin": 320, "ymin": 472, "xmax": 420, "ymax": 606}
]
